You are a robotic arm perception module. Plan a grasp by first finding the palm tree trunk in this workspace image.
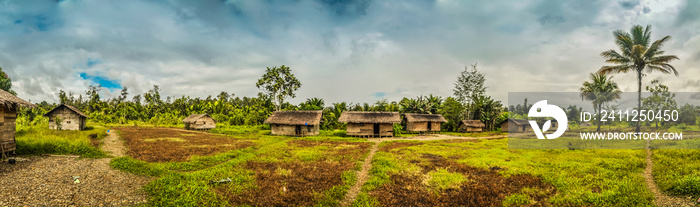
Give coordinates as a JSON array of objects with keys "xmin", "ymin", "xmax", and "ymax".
[
  {"xmin": 596, "ymin": 103, "xmax": 602, "ymax": 132},
  {"xmin": 636, "ymin": 70, "xmax": 642, "ymax": 133}
]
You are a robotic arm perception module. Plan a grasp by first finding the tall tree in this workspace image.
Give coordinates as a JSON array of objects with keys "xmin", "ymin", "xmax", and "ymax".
[
  {"xmin": 642, "ymin": 80, "xmax": 676, "ymax": 127},
  {"xmin": 597, "ymin": 25, "xmax": 679, "ymax": 132},
  {"xmin": 0, "ymin": 67, "xmax": 16, "ymax": 95},
  {"xmin": 579, "ymin": 73, "xmax": 621, "ymax": 132},
  {"xmin": 453, "ymin": 63, "xmax": 485, "ymax": 119},
  {"xmin": 256, "ymin": 65, "xmax": 301, "ymax": 111}
]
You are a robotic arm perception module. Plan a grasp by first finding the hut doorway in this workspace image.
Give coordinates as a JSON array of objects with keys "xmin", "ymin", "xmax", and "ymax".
[
  {"xmin": 373, "ymin": 124, "xmax": 380, "ymax": 137},
  {"xmin": 427, "ymin": 121, "xmax": 432, "ymax": 131},
  {"xmin": 295, "ymin": 125, "xmax": 302, "ymax": 136}
]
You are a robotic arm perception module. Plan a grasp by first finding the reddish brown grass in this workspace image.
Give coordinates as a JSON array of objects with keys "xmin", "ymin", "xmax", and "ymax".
[
  {"xmin": 371, "ymin": 154, "xmax": 554, "ymax": 207},
  {"xmin": 115, "ymin": 127, "xmax": 254, "ymax": 162}
]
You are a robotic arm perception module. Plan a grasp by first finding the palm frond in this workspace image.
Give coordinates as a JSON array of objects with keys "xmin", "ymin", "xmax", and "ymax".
[
  {"xmin": 645, "ymin": 35, "xmax": 671, "ymax": 59},
  {"xmin": 598, "ymin": 65, "xmax": 633, "ymax": 75}
]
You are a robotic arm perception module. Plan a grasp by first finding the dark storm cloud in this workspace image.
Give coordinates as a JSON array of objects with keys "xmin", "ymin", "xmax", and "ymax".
[{"xmin": 0, "ymin": 0, "xmax": 697, "ymax": 104}]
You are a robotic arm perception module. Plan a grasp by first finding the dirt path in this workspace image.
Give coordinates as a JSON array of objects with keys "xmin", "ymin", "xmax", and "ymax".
[
  {"xmin": 0, "ymin": 130, "xmax": 152, "ymax": 206},
  {"xmin": 339, "ymin": 134, "xmax": 506, "ymax": 206},
  {"xmin": 102, "ymin": 130, "xmax": 126, "ymax": 157},
  {"xmin": 644, "ymin": 140, "xmax": 696, "ymax": 207}
]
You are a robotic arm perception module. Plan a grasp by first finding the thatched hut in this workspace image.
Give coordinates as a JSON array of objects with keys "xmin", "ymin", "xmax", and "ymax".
[
  {"xmin": 44, "ymin": 104, "xmax": 88, "ymax": 131},
  {"xmin": 183, "ymin": 114, "xmax": 216, "ymax": 130},
  {"xmin": 459, "ymin": 120, "xmax": 486, "ymax": 132},
  {"xmin": 500, "ymin": 118, "xmax": 529, "ymax": 132},
  {"xmin": 338, "ymin": 111, "xmax": 400, "ymax": 137},
  {"xmin": 0, "ymin": 89, "xmax": 35, "ymax": 155},
  {"xmin": 403, "ymin": 113, "xmax": 447, "ymax": 133},
  {"xmin": 264, "ymin": 110, "xmax": 322, "ymax": 136}
]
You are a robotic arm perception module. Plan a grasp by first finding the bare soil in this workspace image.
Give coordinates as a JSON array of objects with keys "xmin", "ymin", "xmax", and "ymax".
[
  {"xmin": 115, "ymin": 127, "xmax": 255, "ymax": 162},
  {"xmin": 0, "ymin": 131, "xmax": 152, "ymax": 206}
]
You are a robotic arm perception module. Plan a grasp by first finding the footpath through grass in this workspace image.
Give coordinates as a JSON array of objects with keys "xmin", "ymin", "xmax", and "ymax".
[
  {"xmin": 110, "ymin": 125, "xmax": 372, "ymax": 206},
  {"xmin": 15, "ymin": 125, "xmax": 108, "ymax": 158},
  {"xmin": 353, "ymin": 138, "xmax": 655, "ymax": 206}
]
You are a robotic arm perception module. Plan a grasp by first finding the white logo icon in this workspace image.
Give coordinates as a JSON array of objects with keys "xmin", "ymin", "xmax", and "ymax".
[{"xmin": 528, "ymin": 100, "xmax": 568, "ymax": 139}]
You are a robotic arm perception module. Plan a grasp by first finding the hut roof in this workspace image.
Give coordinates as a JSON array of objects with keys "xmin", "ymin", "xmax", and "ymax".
[
  {"xmin": 183, "ymin": 114, "xmax": 215, "ymax": 123},
  {"xmin": 0, "ymin": 89, "xmax": 35, "ymax": 109},
  {"xmin": 264, "ymin": 110, "xmax": 322, "ymax": 125},
  {"xmin": 461, "ymin": 120, "xmax": 485, "ymax": 127},
  {"xmin": 404, "ymin": 113, "xmax": 447, "ymax": 123},
  {"xmin": 338, "ymin": 111, "xmax": 401, "ymax": 124},
  {"xmin": 44, "ymin": 104, "xmax": 88, "ymax": 118},
  {"xmin": 500, "ymin": 118, "xmax": 529, "ymax": 125}
]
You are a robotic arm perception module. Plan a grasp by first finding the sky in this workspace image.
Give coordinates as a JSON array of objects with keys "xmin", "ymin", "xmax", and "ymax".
[{"xmin": 1, "ymin": 0, "xmax": 699, "ymax": 106}]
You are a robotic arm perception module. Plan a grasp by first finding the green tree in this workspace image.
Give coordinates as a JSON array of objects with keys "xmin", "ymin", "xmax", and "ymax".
[
  {"xmin": 0, "ymin": 67, "xmax": 16, "ymax": 95},
  {"xmin": 300, "ymin": 98, "xmax": 324, "ymax": 110},
  {"xmin": 678, "ymin": 104, "xmax": 697, "ymax": 125},
  {"xmin": 439, "ymin": 97, "xmax": 464, "ymax": 131},
  {"xmin": 256, "ymin": 65, "xmax": 301, "ymax": 111},
  {"xmin": 597, "ymin": 25, "xmax": 679, "ymax": 132},
  {"xmin": 642, "ymin": 80, "xmax": 677, "ymax": 127},
  {"xmin": 453, "ymin": 63, "xmax": 485, "ymax": 119},
  {"xmin": 579, "ymin": 73, "xmax": 622, "ymax": 132},
  {"xmin": 470, "ymin": 95, "xmax": 503, "ymax": 131}
]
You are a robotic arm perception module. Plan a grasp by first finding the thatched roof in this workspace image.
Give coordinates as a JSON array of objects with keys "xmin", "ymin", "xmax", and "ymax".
[
  {"xmin": 264, "ymin": 110, "xmax": 322, "ymax": 125},
  {"xmin": 338, "ymin": 111, "xmax": 401, "ymax": 124},
  {"xmin": 44, "ymin": 104, "xmax": 88, "ymax": 118},
  {"xmin": 404, "ymin": 113, "xmax": 447, "ymax": 123},
  {"xmin": 0, "ymin": 89, "xmax": 35, "ymax": 110},
  {"xmin": 461, "ymin": 120, "xmax": 485, "ymax": 127},
  {"xmin": 500, "ymin": 118, "xmax": 529, "ymax": 125},
  {"xmin": 183, "ymin": 114, "xmax": 215, "ymax": 123}
]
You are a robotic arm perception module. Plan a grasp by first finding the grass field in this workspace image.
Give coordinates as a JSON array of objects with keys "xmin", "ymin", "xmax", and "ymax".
[
  {"xmin": 13, "ymin": 123, "xmax": 700, "ymax": 206},
  {"xmin": 15, "ymin": 125, "xmax": 108, "ymax": 158},
  {"xmin": 110, "ymin": 126, "xmax": 372, "ymax": 206},
  {"xmin": 353, "ymin": 139, "xmax": 655, "ymax": 206}
]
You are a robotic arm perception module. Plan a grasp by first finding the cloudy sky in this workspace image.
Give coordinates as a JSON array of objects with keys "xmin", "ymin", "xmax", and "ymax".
[{"xmin": 1, "ymin": 0, "xmax": 699, "ymax": 105}]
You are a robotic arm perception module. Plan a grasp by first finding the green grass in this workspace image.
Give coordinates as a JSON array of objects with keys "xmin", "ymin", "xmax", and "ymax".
[
  {"xmin": 653, "ymin": 149, "xmax": 700, "ymax": 196},
  {"xmin": 15, "ymin": 125, "xmax": 108, "ymax": 158},
  {"xmin": 354, "ymin": 138, "xmax": 655, "ymax": 206},
  {"xmin": 440, "ymin": 131, "xmax": 507, "ymax": 137},
  {"xmin": 109, "ymin": 125, "xmax": 371, "ymax": 206}
]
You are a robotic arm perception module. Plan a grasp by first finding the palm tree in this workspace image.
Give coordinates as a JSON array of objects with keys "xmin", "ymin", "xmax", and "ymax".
[
  {"xmin": 597, "ymin": 25, "xmax": 679, "ymax": 132},
  {"xmin": 580, "ymin": 73, "xmax": 622, "ymax": 132}
]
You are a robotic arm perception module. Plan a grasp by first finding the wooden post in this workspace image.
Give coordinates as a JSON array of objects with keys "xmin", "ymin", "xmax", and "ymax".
[{"xmin": 0, "ymin": 107, "xmax": 4, "ymax": 123}]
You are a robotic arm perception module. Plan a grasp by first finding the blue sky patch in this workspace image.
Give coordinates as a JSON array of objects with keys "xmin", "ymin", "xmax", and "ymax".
[
  {"xmin": 86, "ymin": 58, "xmax": 101, "ymax": 67},
  {"xmin": 79, "ymin": 73, "xmax": 122, "ymax": 91},
  {"xmin": 373, "ymin": 92, "xmax": 386, "ymax": 98}
]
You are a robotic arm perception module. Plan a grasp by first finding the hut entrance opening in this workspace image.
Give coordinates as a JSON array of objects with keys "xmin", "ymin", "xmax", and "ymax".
[
  {"xmin": 295, "ymin": 125, "xmax": 302, "ymax": 136},
  {"xmin": 373, "ymin": 124, "xmax": 380, "ymax": 137},
  {"xmin": 427, "ymin": 121, "xmax": 432, "ymax": 131}
]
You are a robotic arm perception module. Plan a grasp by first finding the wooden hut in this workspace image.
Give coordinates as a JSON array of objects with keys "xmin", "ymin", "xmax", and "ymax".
[
  {"xmin": 459, "ymin": 120, "xmax": 486, "ymax": 132},
  {"xmin": 403, "ymin": 113, "xmax": 447, "ymax": 133},
  {"xmin": 338, "ymin": 111, "xmax": 400, "ymax": 137},
  {"xmin": 500, "ymin": 118, "xmax": 530, "ymax": 132},
  {"xmin": 0, "ymin": 89, "xmax": 35, "ymax": 155},
  {"xmin": 44, "ymin": 104, "xmax": 88, "ymax": 131},
  {"xmin": 183, "ymin": 114, "xmax": 216, "ymax": 130},
  {"xmin": 264, "ymin": 110, "xmax": 322, "ymax": 136}
]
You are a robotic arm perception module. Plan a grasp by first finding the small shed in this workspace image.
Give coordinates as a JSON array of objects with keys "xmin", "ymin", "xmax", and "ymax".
[
  {"xmin": 338, "ymin": 111, "xmax": 400, "ymax": 137},
  {"xmin": 459, "ymin": 120, "xmax": 486, "ymax": 132},
  {"xmin": 0, "ymin": 89, "xmax": 36, "ymax": 155},
  {"xmin": 403, "ymin": 113, "xmax": 447, "ymax": 132},
  {"xmin": 500, "ymin": 118, "xmax": 529, "ymax": 132},
  {"xmin": 44, "ymin": 104, "xmax": 88, "ymax": 131},
  {"xmin": 183, "ymin": 114, "xmax": 216, "ymax": 130},
  {"xmin": 264, "ymin": 110, "xmax": 322, "ymax": 136}
]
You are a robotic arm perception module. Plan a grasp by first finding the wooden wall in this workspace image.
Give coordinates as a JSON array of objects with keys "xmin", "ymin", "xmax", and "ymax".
[
  {"xmin": 185, "ymin": 117, "xmax": 216, "ymax": 130},
  {"xmin": 1, "ymin": 106, "xmax": 17, "ymax": 153},
  {"xmin": 406, "ymin": 122, "xmax": 442, "ymax": 132},
  {"xmin": 502, "ymin": 122, "xmax": 527, "ymax": 132},
  {"xmin": 346, "ymin": 123, "xmax": 393, "ymax": 137},
  {"xmin": 47, "ymin": 108, "xmax": 85, "ymax": 131},
  {"xmin": 270, "ymin": 124, "xmax": 320, "ymax": 136},
  {"xmin": 460, "ymin": 126, "xmax": 483, "ymax": 132}
]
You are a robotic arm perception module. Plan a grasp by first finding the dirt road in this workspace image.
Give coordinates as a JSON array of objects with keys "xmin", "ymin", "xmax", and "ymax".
[{"xmin": 0, "ymin": 131, "xmax": 152, "ymax": 206}]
